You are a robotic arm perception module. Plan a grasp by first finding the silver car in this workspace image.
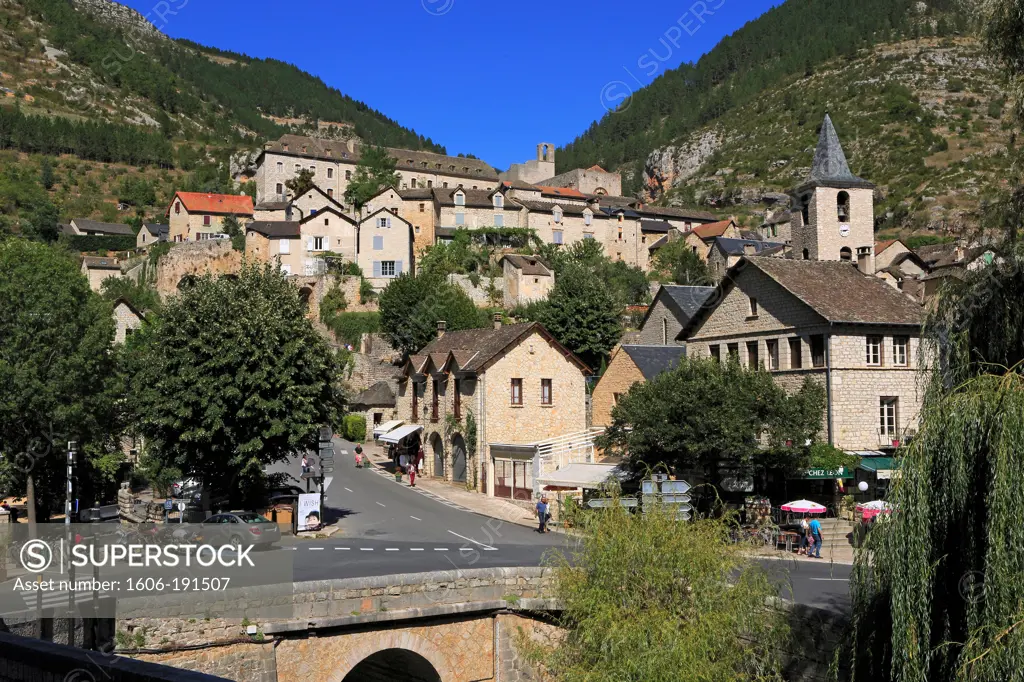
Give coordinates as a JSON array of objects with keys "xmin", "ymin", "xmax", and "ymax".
[{"xmin": 199, "ymin": 511, "xmax": 281, "ymax": 547}]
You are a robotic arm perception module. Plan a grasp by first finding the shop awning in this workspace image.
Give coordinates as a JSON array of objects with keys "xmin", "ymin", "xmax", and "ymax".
[
  {"xmin": 536, "ymin": 463, "xmax": 623, "ymax": 489},
  {"xmin": 798, "ymin": 466, "xmax": 854, "ymax": 480},
  {"xmin": 379, "ymin": 424, "xmax": 423, "ymax": 445},
  {"xmin": 372, "ymin": 420, "xmax": 404, "ymax": 438},
  {"xmin": 858, "ymin": 457, "xmax": 899, "ymax": 479}
]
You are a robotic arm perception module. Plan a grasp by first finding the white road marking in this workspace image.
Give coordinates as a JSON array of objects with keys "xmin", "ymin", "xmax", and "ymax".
[
  {"xmin": 376, "ymin": 502, "xmax": 386, "ymax": 507},
  {"xmin": 284, "ymin": 547, "xmax": 297, "ymax": 551},
  {"xmin": 410, "ymin": 548, "xmax": 424, "ymax": 551},
  {"xmin": 308, "ymin": 547, "xmax": 324, "ymax": 551},
  {"xmin": 410, "ymin": 515, "xmax": 421, "ymax": 521},
  {"xmin": 447, "ymin": 530, "xmax": 497, "ymax": 551},
  {"xmin": 334, "ymin": 547, "xmax": 350, "ymax": 551},
  {"xmin": 344, "ymin": 487, "xmax": 353, "ymax": 492},
  {"xmin": 385, "ymin": 548, "xmax": 399, "ymax": 552},
  {"xmin": 360, "ymin": 547, "xmax": 374, "ymax": 551},
  {"xmin": 434, "ymin": 547, "xmax": 448, "ymax": 551}
]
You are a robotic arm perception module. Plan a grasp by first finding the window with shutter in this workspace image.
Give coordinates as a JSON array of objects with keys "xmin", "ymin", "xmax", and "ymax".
[
  {"xmin": 373, "ymin": 236, "xmax": 384, "ymax": 251},
  {"xmin": 373, "ymin": 261, "xmax": 382, "ymax": 277},
  {"xmin": 395, "ymin": 260, "xmax": 403, "ymax": 275}
]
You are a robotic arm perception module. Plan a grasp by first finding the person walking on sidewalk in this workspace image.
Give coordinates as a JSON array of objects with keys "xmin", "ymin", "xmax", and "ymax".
[
  {"xmin": 536, "ymin": 496, "xmax": 550, "ymax": 533},
  {"xmin": 809, "ymin": 517, "xmax": 823, "ymax": 558}
]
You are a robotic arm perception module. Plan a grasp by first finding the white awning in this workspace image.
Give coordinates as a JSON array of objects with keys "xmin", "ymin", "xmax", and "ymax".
[
  {"xmin": 373, "ymin": 420, "xmax": 404, "ymax": 438},
  {"xmin": 536, "ymin": 463, "xmax": 623, "ymax": 489},
  {"xmin": 379, "ymin": 424, "xmax": 424, "ymax": 445}
]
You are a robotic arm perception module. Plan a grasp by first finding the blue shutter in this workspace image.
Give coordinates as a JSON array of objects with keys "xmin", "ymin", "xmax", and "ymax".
[
  {"xmin": 373, "ymin": 261, "xmax": 382, "ymax": 277},
  {"xmin": 386, "ymin": 217, "xmax": 392, "ymax": 228},
  {"xmin": 373, "ymin": 236, "xmax": 384, "ymax": 251},
  {"xmin": 395, "ymin": 260, "xmax": 403, "ymax": 276}
]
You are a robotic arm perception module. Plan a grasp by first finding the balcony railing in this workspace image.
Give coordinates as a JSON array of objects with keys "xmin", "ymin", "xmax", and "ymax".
[{"xmin": 878, "ymin": 427, "xmax": 917, "ymax": 449}]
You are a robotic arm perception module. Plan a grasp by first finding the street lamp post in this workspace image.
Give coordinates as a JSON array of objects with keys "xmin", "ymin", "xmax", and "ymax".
[{"xmin": 66, "ymin": 440, "xmax": 77, "ymax": 646}]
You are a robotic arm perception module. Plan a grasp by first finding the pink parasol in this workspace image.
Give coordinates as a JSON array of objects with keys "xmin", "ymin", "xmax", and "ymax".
[{"xmin": 780, "ymin": 499, "xmax": 827, "ymax": 514}]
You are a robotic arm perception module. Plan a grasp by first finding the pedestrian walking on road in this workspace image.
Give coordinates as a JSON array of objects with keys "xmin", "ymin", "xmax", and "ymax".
[
  {"xmin": 301, "ymin": 455, "xmax": 310, "ymax": 474},
  {"xmin": 799, "ymin": 517, "xmax": 810, "ymax": 555},
  {"xmin": 354, "ymin": 444, "xmax": 364, "ymax": 469},
  {"xmin": 536, "ymin": 496, "xmax": 550, "ymax": 533},
  {"xmin": 809, "ymin": 517, "xmax": 823, "ymax": 558}
]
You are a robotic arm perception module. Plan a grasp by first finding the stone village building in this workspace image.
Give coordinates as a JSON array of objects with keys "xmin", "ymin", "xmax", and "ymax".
[
  {"xmin": 637, "ymin": 285, "xmax": 715, "ymax": 346},
  {"xmin": 499, "ymin": 254, "xmax": 554, "ymax": 308},
  {"xmin": 393, "ymin": 319, "xmax": 590, "ymax": 502},
  {"xmin": 679, "ymin": 256, "xmax": 926, "ymax": 452},
  {"xmin": 591, "ymin": 345, "xmax": 687, "ymax": 428},
  {"xmin": 166, "ymin": 191, "xmax": 254, "ymax": 243},
  {"xmin": 81, "ymin": 255, "xmax": 122, "ymax": 292}
]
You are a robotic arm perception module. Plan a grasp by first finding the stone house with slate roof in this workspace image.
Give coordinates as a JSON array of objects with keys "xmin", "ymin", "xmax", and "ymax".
[
  {"xmin": 679, "ymin": 256, "xmax": 927, "ymax": 452},
  {"xmin": 683, "ymin": 219, "xmax": 742, "ymax": 261},
  {"xmin": 81, "ymin": 256, "xmax": 122, "ymax": 292},
  {"xmin": 707, "ymin": 236, "xmax": 787, "ymax": 281},
  {"xmin": 349, "ymin": 381, "xmax": 398, "ymax": 433},
  {"xmin": 359, "ymin": 209, "xmax": 414, "ymax": 287},
  {"xmin": 591, "ymin": 345, "xmax": 687, "ymax": 428},
  {"xmin": 136, "ymin": 223, "xmax": 168, "ymax": 250},
  {"xmin": 638, "ymin": 285, "xmax": 716, "ymax": 346},
  {"xmin": 245, "ymin": 221, "xmax": 302, "ymax": 275},
  {"xmin": 397, "ymin": 319, "xmax": 589, "ymax": 497},
  {"xmin": 500, "ymin": 254, "xmax": 554, "ymax": 307},
  {"xmin": 65, "ymin": 218, "xmax": 136, "ymax": 237}
]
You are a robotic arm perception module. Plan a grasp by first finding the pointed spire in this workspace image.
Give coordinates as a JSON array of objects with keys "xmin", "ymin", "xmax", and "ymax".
[{"xmin": 798, "ymin": 115, "xmax": 874, "ymax": 191}]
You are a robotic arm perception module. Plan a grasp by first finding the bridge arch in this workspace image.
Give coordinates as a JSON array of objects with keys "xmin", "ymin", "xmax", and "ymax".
[{"xmin": 329, "ymin": 631, "xmax": 452, "ymax": 682}]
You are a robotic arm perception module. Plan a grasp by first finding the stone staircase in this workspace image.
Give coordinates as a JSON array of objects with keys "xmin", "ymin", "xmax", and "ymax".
[{"xmin": 817, "ymin": 518, "xmax": 855, "ymax": 546}]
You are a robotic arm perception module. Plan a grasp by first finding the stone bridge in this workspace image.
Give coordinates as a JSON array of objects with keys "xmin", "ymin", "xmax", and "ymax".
[{"xmin": 116, "ymin": 567, "xmax": 561, "ymax": 682}]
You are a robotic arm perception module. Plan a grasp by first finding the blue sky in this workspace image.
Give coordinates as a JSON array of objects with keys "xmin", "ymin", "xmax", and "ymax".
[{"xmin": 119, "ymin": 0, "xmax": 776, "ymax": 169}]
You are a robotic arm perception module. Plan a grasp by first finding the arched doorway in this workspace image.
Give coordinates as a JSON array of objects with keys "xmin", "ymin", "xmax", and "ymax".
[
  {"xmin": 430, "ymin": 432, "xmax": 445, "ymax": 479},
  {"xmin": 341, "ymin": 648, "xmax": 441, "ymax": 682},
  {"xmin": 299, "ymin": 286, "xmax": 313, "ymax": 312},
  {"xmin": 451, "ymin": 434, "xmax": 467, "ymax": 483},
  {"xmin": 839, "ymin": 246, "xmax": 853, "ymax": 262}
]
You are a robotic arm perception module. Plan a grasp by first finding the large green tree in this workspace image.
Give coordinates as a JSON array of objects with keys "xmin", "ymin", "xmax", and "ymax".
[
  {"xmin": 344, "ymin": 145, "xmax": 401, "ymax": 214},
  {"xmin": 125, "ymin": 264, "xmax": 342, "ymax": 506},
  {"xmin": 651, "ymin": 237, "xmax": 714, "ymax": 286},
  {"xmin": 598, "ymin": 357, "xmax": 825, "ymax": 491},
  {"xmin": 285, "ymin": 168, "xmax": 316, "ymax": 200},
  {"xmin": 0, "ymin": 240, "xmax": 118, "ymax": 521},
  {"xmin": 522, "ymin": 495, "xmax": 788, "ymax": 681},
  {"xmin": 538, "ymin": 263, "xmax": 622, "ymax": 370},
  {"xmin": 377, "ymin": 272, "xmax": 484, "ymax": 357}
]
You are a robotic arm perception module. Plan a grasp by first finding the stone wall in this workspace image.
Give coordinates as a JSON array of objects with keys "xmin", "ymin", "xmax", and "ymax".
[
  {"xmin": 449, "ymin": 274, "xmax": 505, "ymax": 308},
  {"xmin": 591, "ymin": 347, "xmax": 645, "ymax": 428},
  {"xmin": 541, "ymin": 166, "xmax": 623, "ymax": 197},
  {"xmin": 154, "ymin": 241, "xmax": 242, "ymax": 298},
  {"xmin": 637, "ymin": 296, "xmax": 686, "ymax": 346}
]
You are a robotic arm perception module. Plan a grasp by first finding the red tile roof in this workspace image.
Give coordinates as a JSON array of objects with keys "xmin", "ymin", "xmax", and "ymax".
[
  {"xmin": 874, "ymin": 239, "xmax": 898, "ymax": 254},
  {"xmin": 169, "ymin": 192, "xmax": 254, "ymax": 217},
  {"xmin": 588, "ymin": 165, "xmax": 609, "ymax": 173},
  {"xmin": 534, "ymin": 185, "xmax": 588, "ymax": 199},
  {"xmin": 689, "ymin": 219, "xmax": 735, "ymax": 240}
]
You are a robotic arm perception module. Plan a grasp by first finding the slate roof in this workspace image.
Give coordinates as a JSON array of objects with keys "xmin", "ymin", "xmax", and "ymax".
[
  {"xmin": 397, "ymin": 188, "xmax": 435, "ymax": 200},
  {"xmin": 761, "ymin": 211, "xmax": 792, "ymax": 227},
  {"xmin": 72, "ymin": 219, "xmax": 135, "ymax": 236},
  {"xmin": 254, "ymin": 201, "xmax": 290, "ymax": 211},
  {"xmin": 170, "ymin": 192, "xmax": 254, "ymax": 216},
  {"xmin": 795, "ymin": 115, "xmax": 874, "ymax": 192},
  {"xmin": 620, "ymin": 345, "xmax": 687, "ymax": 381},
  {"xmin": 500, "ymin": 254, "xmax": 552, "ymax": 276},
  {"xmin": 81, "ymin": 256, "xmax": 121, "ymax": 271},
  {"xmin": 351, "ymin": 381, "xmax": 396, "ymax": 408},
  {"xmin": 640, "ymin": 285, "xmax": 717, "ymax": 331},
  {"xmin": 648, "ymin": 235, "xmax": 668, "ymax": 251},
  {"xmin": 594, "ymin": 195, "xmax": 639, "ymax": 208},
  {"xmin": 247, "ymin": 221, "xmax": 301, "ymax": 238},
  {"xmin": 142, "ymin": 223, "xmax": 169, "ymax": 239},
  {"xmin": 684, "ymin": 257, "xmax": 924, "ymax": 336},
  {"xmin": 639, "ymin": 220, "xmax": 673, "ymax": 233},
  {"xmin": 712, "ymin": 237, "xmax": 786, "ymax": 257},
  {"xmin": 599, "ymin": 206, "xmax": 641, "ymax": 218},
  {"xmin": 515, "ymin": 199, "xmax": 593, "ymax": 216},
  {"xmin": 263, "ymin": 134, "xmax": 500, "ymax": 181},
  {"xmin": 914, "ymin": 242, "xmax": 958, "ymax": 267},
  {"xmin": 433, "ymin": 187, "xmax": 500, "ymax": 209},
  {"xmin": 637, "ymin": 205, "xmax": 717, "ymax": 221},
  {"xmin": 416, "ymin": 321, "xmax": 589, "ymax": 374}
]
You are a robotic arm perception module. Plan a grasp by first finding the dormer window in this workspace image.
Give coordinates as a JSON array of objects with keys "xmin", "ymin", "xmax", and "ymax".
[
  {"xmin": 463, "ymin": 166, "xmax": 469, "ymax": 173},
  {"xmin": 302, "ymin": 146, "xmax": 307, "ymax": 153},
  {"xmin": 436, "ymin": 163, "xmax": 441, "ymax": 170},
  {"xmin": 449, "ymin": 165, "xmax": 455, "ymax": 172},
  {"xmin": 494, "ymin": 194, "xmax": 504, "ymax": 208},
  {"xmin": 407, "ymin": 160, "xmax": 414, "ymax": 166},
  {"xmin": 454, "ymin": 192, "xmax": 465, "ymax": 207},
  {"xmin": 422, "ymin": 161, "xmax": 428, "ymax": 168},
  {"xmin": 283, "ymin": 144, "xmax": 289, "ymax": 151}
]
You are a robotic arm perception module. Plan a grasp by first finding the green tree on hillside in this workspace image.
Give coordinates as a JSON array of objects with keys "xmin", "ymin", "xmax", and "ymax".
[
  {"xmin": 538, "ymin": 263, "xmax": 621, "ymax": 371},
  {"xmin": 285, "ymin": 168, "xmax": 316, "ymax": 199},
  {"xmin": 100, "ymin": 276, "xmax": 161, "ymax": 314},
  {"xmin": 651, "ymin": 238, "xmax": 714, "ymax": 286},
  {"xmin": 344, "ymin": 146, "xmax": 401, "ymax": 215},
  {"xmin": 377, "ymin": 272, "xmax": 484, "ymax": 357},
  {"xmin": 0, "ymin": 240, "xmax": 118, "ymax": 521},
  {"xmin": 39, "ymin": 157, "xmax": 55, "ymax": 191},
  {"xmin": 124, "ymin": 264, "xmax": 342, "ymax": 507}
]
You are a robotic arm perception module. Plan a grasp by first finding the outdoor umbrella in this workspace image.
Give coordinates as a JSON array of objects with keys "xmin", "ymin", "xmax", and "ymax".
[
  {"xmin": 856, "ymin": 499, "xmax": 892, "ymax": 519},
  {"xmin": 780, "ymin": 500, "xmax": 827, "ymax": 514}
]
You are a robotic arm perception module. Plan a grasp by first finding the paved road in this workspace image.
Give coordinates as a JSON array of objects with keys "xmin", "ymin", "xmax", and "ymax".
[
  {"xmin": 269, "ymin": 438, "xmax": 567, "ymax": 581},
  {"xmin": 268, "ymin": 438, "xmax": 852, "ymax": 609}
]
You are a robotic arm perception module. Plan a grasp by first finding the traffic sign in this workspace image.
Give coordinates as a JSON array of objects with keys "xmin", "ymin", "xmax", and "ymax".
[
  {"xmin": 661, "ymin": 480, "xmax": 691, "ymax": 495},
  {"xmin": 661, "ymin": 494, "xmax": 691, "ymax": 505},
  {"xmin": 587, "ymin": 498, "xmax": 638, "ymax": 508}
]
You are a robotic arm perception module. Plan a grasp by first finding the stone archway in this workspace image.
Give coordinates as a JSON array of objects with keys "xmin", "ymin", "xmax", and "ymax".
[
  {"xmin": 341, "ymin": 648, "xmax": 440, "ymax": 682},
  {"xmin": 327, "ymin": 631, "xmax": 453, "ymax": 682},
  {"xmin": 299, "ymin": 286, "xmax": 314, "ymax": 312},
  {"xmin": 451, "ymin": 434, "xmax": 467, "ymax": 484},
  {"xmin": 429, "ymin": 432, "xmax": 445, "ymax": 479}
]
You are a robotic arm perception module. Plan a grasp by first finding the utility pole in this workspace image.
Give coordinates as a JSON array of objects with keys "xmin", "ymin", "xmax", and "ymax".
[{"xmin": 66, "ymin": 440, "xmax": 77, "ymax": 647}]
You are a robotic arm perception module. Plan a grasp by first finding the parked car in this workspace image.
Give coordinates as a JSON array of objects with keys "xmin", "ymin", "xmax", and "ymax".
[{"xmin": 198, "ymin": 511, "xmax": 280, "ymax": 547}]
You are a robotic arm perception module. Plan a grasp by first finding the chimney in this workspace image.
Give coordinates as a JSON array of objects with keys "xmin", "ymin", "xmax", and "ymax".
[
  {"xmin": 856, "ymin": 246, "xmax": 875, "ymax": 276},
  {"xmin": 493, "ymin": 313, "xmax": 503, "ymax": 330},
  {"xmin": 437, "ymin": 320, "xmax": 446, "ymax": 339},
  {"xmin": 743, "ymin": 243, "xmax": 757, "ymax": 256}
]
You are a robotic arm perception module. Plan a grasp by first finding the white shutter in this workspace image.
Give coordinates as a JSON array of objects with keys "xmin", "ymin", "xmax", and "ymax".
[
  {"xmin": 395, "ymin": 260, "xmax": 403, "ymax": 275},
  {"xmin": 373, "ymin": 261, "xmax": 382, "ymax": 277},
  {"xmin": 307, "ymin": 237, "xmax": 314, "ymax": 252},
  {"xmin": 387, "ymin": 217, "xmax": 392, "ymax": 228}
]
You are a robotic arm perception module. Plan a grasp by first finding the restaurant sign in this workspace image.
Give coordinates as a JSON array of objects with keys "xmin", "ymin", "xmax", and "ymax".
[{"xmin": 804, "ymin": 466, "xmax": 853, "ymax": 480}]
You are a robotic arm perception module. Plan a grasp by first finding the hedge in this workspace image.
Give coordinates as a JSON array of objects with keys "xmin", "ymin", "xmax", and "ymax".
[
  {"xmin": 328, "ymin": 312, "xmax": 380, "ymax": 346},
  {"xmin": 63, "ymin": 234, "xmax": 137, "ymax": 253},
  {"xmin": 343, "ymin": 414, "xmax": 367, "ymax": 443}
]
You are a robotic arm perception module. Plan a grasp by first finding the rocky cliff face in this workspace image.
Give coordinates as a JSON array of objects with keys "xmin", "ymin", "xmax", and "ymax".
[
  {"xmin": 71, "ymin": 0, "xmax": 166, "ymax": 41},
  {"xmin": 642, "ymin": 130, "xmax": 721, "ymax": 202}
]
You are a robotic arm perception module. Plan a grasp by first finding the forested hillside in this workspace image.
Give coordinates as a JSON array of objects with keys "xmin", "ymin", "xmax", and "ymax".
[
  {"xmin": 558, "ymin": 0, "xmax": 972, "ymax": 196},
  {"xmin": 0, "ymin": 0, "xmax": 445, "ymax": 236}
]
